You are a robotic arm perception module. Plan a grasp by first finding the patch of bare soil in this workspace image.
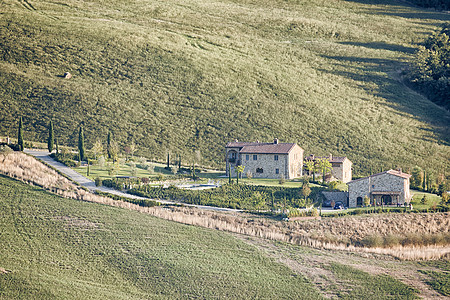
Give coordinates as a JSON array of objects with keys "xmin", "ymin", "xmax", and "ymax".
[
  {"xmin": 0, "ymin": 267, "xmax": 10, "ymax": 274},
  {"xmin": 236, "ymin": 234, "xmax": 448, "ymax": 299}
]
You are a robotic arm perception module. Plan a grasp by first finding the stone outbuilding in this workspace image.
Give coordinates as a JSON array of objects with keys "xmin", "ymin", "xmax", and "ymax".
[
  {"xmin": 304, "ymin": 154, "xmax": 352, "ymax": 183},
  {"xmin": 225, "ymin": 139, "xmax": 303, "ymax": 179},
  {"xmin": 347, "ymin": 169, "xmax": 412, "ymax": 208}
]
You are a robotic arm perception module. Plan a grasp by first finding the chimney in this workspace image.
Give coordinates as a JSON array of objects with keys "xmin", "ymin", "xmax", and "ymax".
[{"xmin": 273, "ymin": 138, "xmax": 279, "ymax": 144}]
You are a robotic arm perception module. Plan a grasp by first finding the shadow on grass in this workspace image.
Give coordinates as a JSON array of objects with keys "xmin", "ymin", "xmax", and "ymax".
[
  {"xmin": 318, "ymin": 54, "xmax": 450, "ymax": 146},
  {"xmin": 340, "ymin": 41, "xmax": 417, "ymax": 53},
  {"xmin": 345, "ymin": 0, "xmax": 450, "ymax": 22}
]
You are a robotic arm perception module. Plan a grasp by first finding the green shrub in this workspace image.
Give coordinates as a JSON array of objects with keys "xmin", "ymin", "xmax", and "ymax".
[
  {"xmin": 50, "ymin": 153, "xmax": 77, "ymax": 167},
  {"xmin": 360, "ymin": 234, "xmax": 384, "ymax": 248}
]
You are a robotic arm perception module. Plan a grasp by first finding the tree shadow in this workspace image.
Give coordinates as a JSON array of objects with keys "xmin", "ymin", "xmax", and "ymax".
[
  {"xmin": 344, "ymin": 0, "xmax": 450, "ymax": 22},
  {"xmin": 319, "ymin": 54, "xmax": 450, "ymax": 146},
  {"xmin": 339, "ymin": 41, "xmax": 417, "ymax": 54}
]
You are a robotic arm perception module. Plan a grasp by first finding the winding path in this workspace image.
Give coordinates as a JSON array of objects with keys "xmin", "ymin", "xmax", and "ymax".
[{"xmin": 24, "ymin": 149, "xmax": 240, "ymax": 212}]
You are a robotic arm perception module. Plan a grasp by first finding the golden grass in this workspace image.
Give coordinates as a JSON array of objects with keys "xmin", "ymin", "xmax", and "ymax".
[{"xmin": 1, "ymin": 151, "xmax": 449, "ymax": 261}]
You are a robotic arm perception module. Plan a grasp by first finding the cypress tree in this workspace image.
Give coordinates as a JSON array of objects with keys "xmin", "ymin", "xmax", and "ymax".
[
  {"xmin": 167, "ymin": 153, "xmax": 170, "ymax": 169},
  {"xmin": 422, "ymin": 170, "xmax": 427, "ymax": 191},
  {"xmin": 78, "ymin": 126, "xmax": 85, "ymax": 161},
  {"xmin": 17, "ymin": 116, "xmax": 24, "ymax": 151},
  {"xmin": 55, "ymin": 138, "xmax": 59, "ymax": 154},
  {"xmin": 107, "ymin": 132, "xmax": 112, "ymax": 159},
  {"xmin": 178, "ymin": 154, "xmax": 182, "ymax": 169},
  {"xmin": 47, "ymin": 120, "xmax": 54, "ymax": 153},
  {"xmin": 228, "ymin": 167, "xmax": 232, "ymax": 184}
]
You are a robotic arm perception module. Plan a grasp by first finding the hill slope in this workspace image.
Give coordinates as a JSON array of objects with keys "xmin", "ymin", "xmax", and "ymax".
[
  {"xmin": 0, "ymin": 175, "xmax": 324, "ymax": 299},
  {"xmin": 0, "ymin": 175, "xmax": 424, "ymax": 299},
  {"xmin": 0, "ymin": 0, "xmax": 449, "ymax": 174}
]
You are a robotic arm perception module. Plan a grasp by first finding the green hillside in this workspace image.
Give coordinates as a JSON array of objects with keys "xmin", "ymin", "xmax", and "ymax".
[
  {"xmin": 0, "ymin": 175, "xmax": 326, "ymax": 299},
  {"xmin": 0, "ymin": 0, "xmax": 449, "ymax": 174}
]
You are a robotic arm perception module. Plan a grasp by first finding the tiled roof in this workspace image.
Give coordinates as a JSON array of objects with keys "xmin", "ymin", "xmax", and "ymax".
[
  {"xmin": 226, "ymin": 142, "xmax": 269, "ymax": 148},
  {"xmin": 306, "ymin": 156, "xmax": 348, "ymax": 163},
  {"xmin": 386, "ymin": 169, "xmax": 412, "ymax": 179},
  {"xmin": 348, "ymin": 169, "xmax": 411, "ymax": 184},
  {"xmin": 239, "ymin": 143, "xmax": 297, "ymax": 154}
]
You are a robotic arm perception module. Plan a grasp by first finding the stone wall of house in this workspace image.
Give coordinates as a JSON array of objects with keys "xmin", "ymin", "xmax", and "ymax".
[
  {"xmin": 241, "ymin": 153, "xmax": 288, "ymax": 179},
  {"xmin": 348, "ymin": 177, "xmax": 370, "ymax": 208},
  {"xmin": 288, "ymin": 145, "xmax": 304, "ymax": 179},
  {"xmin": 348, "ymin": 173, "xmax": 410, "ymax": 207},
  {"xmin": 330, "ymin": 159, "xmax": 352, "ymax": 183}
]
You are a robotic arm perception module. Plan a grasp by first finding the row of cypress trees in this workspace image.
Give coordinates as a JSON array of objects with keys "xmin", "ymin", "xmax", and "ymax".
[{"xmin": 16, "ymin": 118, "xmax": 86, "ymax": 161}]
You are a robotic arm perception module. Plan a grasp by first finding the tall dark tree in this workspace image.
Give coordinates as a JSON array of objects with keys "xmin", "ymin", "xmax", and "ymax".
[
  {"xmin": 55, "ymin": 138, "xmax": 59, "ymax": 154},
  {"xmin": 17, "ymin": 116, "xmax": 24, "ymax": 151},
  {"xmin": 422, "ymin": 170, "xmax": 427, "ymax": 191},
  {"xmin": 167, "ymin": 152, "xmax": 170, "ymax": 169},
  {"xmin": 107, "ymin": 132, "xmax": 112, "ymax": 159},
  {"xmin": 78, "ymin": 126, "xmax": 85, "ymax": 161},
  {"xmin": 47, "ymin": 120, "xmax": 54, "ymax": 153},
  {"xmin": 178, "ymin": 154, "xmax": 182, "ymax": 169}
]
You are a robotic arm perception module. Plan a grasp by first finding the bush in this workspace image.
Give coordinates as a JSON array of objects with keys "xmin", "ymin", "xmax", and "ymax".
[
  {"xmin": 0, "ymin": 144, "xmax": 13, "ymax": 154},
  {"xmin": 94, "ymin": 177, "xmax": 102, "ymax": 187},
  {"xmin": 360, "ymin": 234, "xmax": 384, "ymax": 248},
  {"xmin": 50, "ymin": 153, "xmax": 77, "ymax": 167}
]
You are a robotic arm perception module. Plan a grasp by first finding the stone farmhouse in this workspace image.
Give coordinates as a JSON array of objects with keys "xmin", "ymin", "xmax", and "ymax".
[
  {"xmin": 304, "ymin": 154, "xmax": 352, "ymax": 183},
  {"xmin": 347, "ymin": 169, "xmax": 412, "ymax": 208},
  {"xmin": 225, "ymin": 139, "xmax": 304, "ymax": 179}
]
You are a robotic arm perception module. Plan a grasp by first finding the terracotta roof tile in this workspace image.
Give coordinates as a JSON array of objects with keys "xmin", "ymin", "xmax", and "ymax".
[
  {"xmin": 239, "ymin": 143, "xmax": 297, "ymax": 154},
  {"xmin": 306, "ymin": 156, "xmax": 348, "ymax": 163},
  {"xmin": 348, "ymin": 169, "xmax": 411, "ymax": 184}
]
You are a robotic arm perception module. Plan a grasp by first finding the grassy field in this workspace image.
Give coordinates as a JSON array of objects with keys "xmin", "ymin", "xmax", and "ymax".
[
  {"xmin": 0, "ymin": 175, "xmax": 326, "ymax": 299},
  {"xmin": 7, "ymin": 173, "xmax": 448, "ymax": 298},
  {"xmin": 0, "ymin": 0, "xmax": 449, "ymax": 176}
]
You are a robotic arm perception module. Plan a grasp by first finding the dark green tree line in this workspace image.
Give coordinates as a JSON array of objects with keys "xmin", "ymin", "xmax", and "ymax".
[{"xmin": 407, "ymin": 23, "xmax": 450, "ymax": 109}]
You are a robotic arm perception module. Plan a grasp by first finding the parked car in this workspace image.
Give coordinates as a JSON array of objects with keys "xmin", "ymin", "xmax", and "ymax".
[
  {"xmin": 334, "ymin": 201, "xmax": 345, "ymax": 210},
  {"xmin": 323, "ymin": 199, "xmax": 332, "ymax": 207}
]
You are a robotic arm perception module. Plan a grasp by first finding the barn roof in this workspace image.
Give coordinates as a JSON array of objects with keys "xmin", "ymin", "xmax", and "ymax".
[{"xmin": 348, "ymin": 169, "xmax": 411, "ymax": 184}]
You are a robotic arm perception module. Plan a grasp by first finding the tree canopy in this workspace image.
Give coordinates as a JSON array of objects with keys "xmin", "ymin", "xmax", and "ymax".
[{"xmin": 407, "ymin": 23, "xmax": 450, "ymax": 109}]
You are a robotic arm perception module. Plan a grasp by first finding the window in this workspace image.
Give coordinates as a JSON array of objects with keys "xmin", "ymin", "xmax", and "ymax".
[
  {"xmin": 229, "ymin": 152, "xmax": 236, "ymax": 159},
  {"xmin": 357, "ymin": 197, "xmax": 363, "ymax": 207},
  {"xmin": 256, "ymin": 168, "xmax": 264, "ymax": 173},
  {"xmin": 253, "ymin": 155, "xmax": 257, "ymax": 160},
  {"xmin": 246, "ymin": 154, "xmax": 249, "ymax": 161},
  {"xmin": 275, "ymin": 168, "xmax": 279, "ymax": 174},
  {"xmin": 274, "ymin": 155, "xmax": 278, "ymax": 161}
]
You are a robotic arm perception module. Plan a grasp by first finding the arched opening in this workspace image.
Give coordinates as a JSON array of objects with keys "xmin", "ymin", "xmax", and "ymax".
[
  {"xmin": 227, "ymin": 150, "xmax": 237, "ymax": 163},
  {"xmin": 357, "ymin": 197, "xmax": 363, "ymax": 207},
  {"xmin": 381, "ymin": 195, "xmax": 392, "ymax": 205}
]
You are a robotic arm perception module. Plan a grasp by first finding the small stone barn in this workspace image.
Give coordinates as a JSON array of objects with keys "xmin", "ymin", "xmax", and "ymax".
[{"xmin": 347, "ymin": 169, "xmax": 411, "ymax": 208}]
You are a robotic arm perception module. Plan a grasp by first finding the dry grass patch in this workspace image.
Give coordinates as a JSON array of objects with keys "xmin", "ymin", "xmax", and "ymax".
[{"xmin": 2, "ymin": 151, "xmax": 449, "ymax": 260}]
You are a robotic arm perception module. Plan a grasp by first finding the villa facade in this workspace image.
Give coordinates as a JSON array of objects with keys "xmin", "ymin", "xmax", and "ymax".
[{"xmin": 225, "ymin": 139, "xmax": 303, "ymax": 179}]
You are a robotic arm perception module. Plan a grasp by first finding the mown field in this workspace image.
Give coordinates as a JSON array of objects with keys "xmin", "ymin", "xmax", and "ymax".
[
  {"xmin": 2, "ymin": 174, "xmax": 439, "ymax": 299},
  {"xmin": 0, "ymin": 0, "xmax": 449, "ymax": 175},
  {"xmin": 0, "ymin": 175, "xmax": 323, "ymax": 299}
]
